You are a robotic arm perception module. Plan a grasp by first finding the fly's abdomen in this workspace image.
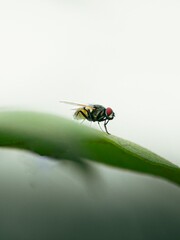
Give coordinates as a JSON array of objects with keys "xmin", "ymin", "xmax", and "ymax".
[{"xmin": 74, "ymin": 108, "xmax": 89, "ymax": 120}]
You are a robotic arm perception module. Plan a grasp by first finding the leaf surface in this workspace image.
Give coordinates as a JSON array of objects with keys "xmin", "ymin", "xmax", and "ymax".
[{"xmin": 0, "ymin": 111, "xmax": 179, "ymax": 186}]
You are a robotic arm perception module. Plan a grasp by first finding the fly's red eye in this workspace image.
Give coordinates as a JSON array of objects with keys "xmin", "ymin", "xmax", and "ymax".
[{"xmin": 106, "ymin": 107, "xmax": 113, "ymax": 116}]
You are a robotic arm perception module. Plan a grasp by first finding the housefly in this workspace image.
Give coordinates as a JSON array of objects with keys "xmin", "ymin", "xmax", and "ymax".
[{"xmin": 60, "ymin": 101, "xmax": 115, "ymax": 134}]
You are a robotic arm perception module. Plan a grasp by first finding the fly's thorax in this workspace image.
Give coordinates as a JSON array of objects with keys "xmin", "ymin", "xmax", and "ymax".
[{"xmin": 91, "ymin": 106, "xmax": 106, "ymax": 122}]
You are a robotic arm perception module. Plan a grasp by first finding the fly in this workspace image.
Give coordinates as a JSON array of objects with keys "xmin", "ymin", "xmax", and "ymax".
[{"xmin": 60, "ymin": 101, "xmax": 115, "ymax": 134}]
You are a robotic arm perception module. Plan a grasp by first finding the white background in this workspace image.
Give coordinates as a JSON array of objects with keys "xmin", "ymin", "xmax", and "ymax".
[
  {"xmin": 0, "ymin": 2, "xmax": 180, "ymax": 239},
  {"xmin": 0, "ymin": 0, "xmax": 180, "ymax": 166}
]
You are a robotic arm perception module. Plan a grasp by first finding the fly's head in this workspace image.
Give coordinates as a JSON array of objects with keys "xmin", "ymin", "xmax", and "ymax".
[{"xmin": 105, "ymin": 107, "xmax": 115, "ymax": 120}]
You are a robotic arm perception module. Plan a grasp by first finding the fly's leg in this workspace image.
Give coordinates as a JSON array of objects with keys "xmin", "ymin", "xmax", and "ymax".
[
  {"xmin": 104, "ymin": 120, "xmax": 110, "ymax": 134},
  {"xmin": 98, "ymin": 122, "xmax": 104, "ymax": 132},
  {"xmin": 81, "ymin": 119, "xmax": 85, "ymax": 124}
]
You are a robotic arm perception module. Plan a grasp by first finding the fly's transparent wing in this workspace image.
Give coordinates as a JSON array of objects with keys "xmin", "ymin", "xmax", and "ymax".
[{"xmin": 60, "ymin": 101, "xmax": 95, "ymax": 110}]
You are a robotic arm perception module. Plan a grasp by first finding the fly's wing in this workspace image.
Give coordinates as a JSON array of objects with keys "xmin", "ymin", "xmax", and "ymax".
[
  {"xmin": 60, "ymin": 101, "xmax": 95, "ymax": 110},
  {"xmin": 60, "ymin": 101, "xmax": 88, "ymax": 107}
]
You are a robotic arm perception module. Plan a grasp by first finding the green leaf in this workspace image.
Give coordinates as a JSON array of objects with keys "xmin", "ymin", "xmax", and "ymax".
[{"xmin": 0, "ymin": 111, "xmax": 179, "ymax": 186}]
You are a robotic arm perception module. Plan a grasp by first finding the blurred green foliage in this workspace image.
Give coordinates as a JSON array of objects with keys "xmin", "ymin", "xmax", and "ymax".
[{"xmin": 0, "ymin": 111, "xmax": 179, "ymax": 186}]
